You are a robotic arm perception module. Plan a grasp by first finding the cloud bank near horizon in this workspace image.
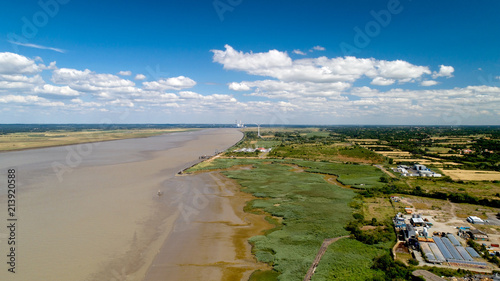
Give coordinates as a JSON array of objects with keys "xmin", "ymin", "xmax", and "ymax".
[{"xmin": 0, "ymin": 46, "xmax": 498, "ymax": 125}]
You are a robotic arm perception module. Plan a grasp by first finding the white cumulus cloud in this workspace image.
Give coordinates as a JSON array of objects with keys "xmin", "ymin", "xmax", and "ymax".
[
  {"xmin": 135, "ymin": 74, "xmax": 147, "ymax": 80},
  {"xmin": 0, "ymin": 74, "xmax": 44, "ymax": 91},
  {"xmin": 371, "ymin": 77, "xmax": 395, "ymax": 86},
  {"xmin": 293, "ymin": 50, "xmax": 307, "ymax": 55},
  {"xmin": 311, "ymin": 46, "xmax": 326, "ymax": 51},
  {"xmin": 228, "ymin": 82, "xmax": 251, "ymax": 91},
  {"xmin": 143, "ymin": 76, "xmax": 196, "ymax": 91},
  {"xmin": 234, "ymin": 80, "xmax": 350, "ymax": 99},
  {"xmin": 432, "ymin": 65, "xmax": 454, "ymax": 78},
  {"xmin": 0, "ymin": 94, "xmax": 64, "ymax": 107},
  {"xmin": 52, "ymin": 68, "xmax": 137, "ymax": 99},
  {"xmin": 0, "ymin": 52, "xmax": 41, "ymax": 75},
  {"xmin": 211, "ymin": 45, "xmax": 292, "ymax": 75},
  {"xmin": 212, "ymin": 46, "xmax": 434, "ymax": 84},
  {"xmin": 421, "ymin": 80, "xmax": 438, "ymax": 86},
  {"xmin": 375, "ymin": 60, "xmax": 431, "ymax": 80},
  {"xmin": 34, "ymin": 84, "xmax": 80, "ymax": 97}
]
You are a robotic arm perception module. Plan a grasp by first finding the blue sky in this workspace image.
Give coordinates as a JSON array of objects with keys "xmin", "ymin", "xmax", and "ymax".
[{"xmin": 0, "ymin": 0, "xmax": 499, "ymax": 125}]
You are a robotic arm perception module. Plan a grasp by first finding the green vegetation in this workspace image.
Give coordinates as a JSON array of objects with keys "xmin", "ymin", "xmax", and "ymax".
[
  {"xmin": 468, "ymin": 239, "xmax": 500, "ymax": 267},
  {"xmin": 185, "ymin": 126, "xmax": 500, "ymax": 280},
  {"xmin": 285, "ymin": 160, "xmax": 387, "ymax": 189},
  {"xmin": 370, "ymin": 253, "xmax": 425, "ymax": 281},
  {"xmin": 417, "ymin": 265, "xmax": 471, "ymax": 278},
  {"xmin": 406, "ymin": 177, "xmax": 500, "ymax": 200},
  {"xmin": 249, "ymin": 270, "xmax": 281, "ymax": 281},
  {"xmin": 187, "ymin": 156, "xmax": 396, "ymax": 280},
  {"xmin": 312, "ymin": 239, "xmax": 387, "ymax": 280},
  {"xmin": 227, "ymin": 128, "xmax": 385, "ymax": 163},
  {"xmin": 269, "ymin": 143, "xmax": 384, "ymax": 163},
  {"xmin": 345, "ymin": 216, "xmax": 395, "ymax": 246},
  {"xmin": 222, "ymin": 161, "xmax": 397, "ymax": 280},
  {"xmin": 326, "ymin": 126, "xmax": 500, "ymax": 171},
  {"xmin": 359, "ymin": 176, "xmax": 500, "ymax": 208},
  {"xmin": 185, "ymin": 158, "xmax": 264, "ymax": 173}
]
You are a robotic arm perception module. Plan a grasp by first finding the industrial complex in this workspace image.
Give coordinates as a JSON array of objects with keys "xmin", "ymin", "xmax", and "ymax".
[
  {"xmin": 391, "ymin": 198, "xmax": 500, "ymax": 272},
  {"xmin": 393, "ymin": 164, "xmax": 442, "ymax": 177}
]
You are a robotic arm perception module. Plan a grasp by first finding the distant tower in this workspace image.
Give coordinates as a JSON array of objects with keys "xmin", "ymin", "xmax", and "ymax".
[
  {"xmin": 255, "ymin": 123, "xmax": 261, "ymax": 138},
  {"xmin": 235, "ymin": 120, "xmax": 244, "ymax": 128}
]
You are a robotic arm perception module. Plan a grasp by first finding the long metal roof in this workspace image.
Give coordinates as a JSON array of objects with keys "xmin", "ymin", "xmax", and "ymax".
[
  {"xmin": 447, "ymin": 233, "xmax": 460, "ymax": 246},
  {"xmin": 465, "ymin": 247, "xmax": 481, "ymax": 258},
  {"xmin": 456, "ymin": 246, "xmax": 474, "ymax": 261},
  {"xmin": 433, "ymin": 236, "xmax": 454, "ymax": 260},
  {"xmin": 442, "ymin": 237, "xmax": 464, "ymax": 261}
]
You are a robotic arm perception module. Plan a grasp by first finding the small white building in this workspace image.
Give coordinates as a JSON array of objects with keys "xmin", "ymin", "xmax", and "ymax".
[
  {"xmin": 467, "ymin": 216, "xmax": 484, "ymax": 224},
  {"xmin": 410, "ymin": 214, "xmax": 425, "ymax": 226}
]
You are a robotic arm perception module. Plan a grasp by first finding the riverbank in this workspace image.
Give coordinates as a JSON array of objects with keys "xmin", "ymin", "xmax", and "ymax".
[{"xmin": 144, "ymin": 172, "xmax": 274, "ymax": 280}]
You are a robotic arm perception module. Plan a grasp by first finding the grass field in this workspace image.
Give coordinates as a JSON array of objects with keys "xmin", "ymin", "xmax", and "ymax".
[
  {"xmin": 285, "ymin": 160, "xmax": 388, "ymax": 189},
  {"xmin": 0, "ymin": 128, "xmax": 196, "ymax": 151},
  {"xmin": 185, "ymin": 158, "xmax": 265, "ymax": 173},
  {"xmin": 311, "ymin": 238, "xmax": 386, "ymax": 280},
  {"xmin": 407, "ymin": 177, "xmax": 500, "ymax": 200},
  {"xmin": 223, "ymin": 162, "xmax": 356, "ymax": 280},
  {"xmin": 362, "ymin": 197, "xmax": 395, "ymax": 222}
]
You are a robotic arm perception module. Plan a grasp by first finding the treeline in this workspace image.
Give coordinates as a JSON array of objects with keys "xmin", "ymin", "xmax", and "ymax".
[
  {"xmin": 467, "ymin": 239, "xmax": 500, "ymax": 267},
  {"xmin": 359, "ymin": 184, "xmax": 500, "ymax": 208},
  {"xmin": 370, "ymin": 253, "xmax": 425, "ymax": 281},
  {"xmin": 272, "ymin": 131, "xmax": 343, "ymax": 144},
  {"xmin": 323, "ymin": 126, "xmax": 500, "ymax": 171},
  {"xmin": 0, "ymin": 123, "xmax": 227, "ymax": 134},
  {"xmin": 345, "ymin": 215, "xmax": 395, "ymax": 245},
  {"xmin": 324, "ymin": 126, "xmax": 500, "ymax": 140}
]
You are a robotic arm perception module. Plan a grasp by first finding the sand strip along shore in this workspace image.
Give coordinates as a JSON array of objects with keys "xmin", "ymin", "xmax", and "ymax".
[
  {"xmin": 0, "ymin": 128, "xmax": 253, "ymax": 281},
  {"xmin": 143, "ymin": 171, "xmax": 273, "ymax": 281}
]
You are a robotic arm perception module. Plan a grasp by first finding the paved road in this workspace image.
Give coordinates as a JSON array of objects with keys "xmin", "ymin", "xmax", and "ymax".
[{"xmin": 413, "ymin": 270, "xmax": 446, "ymax": 281}]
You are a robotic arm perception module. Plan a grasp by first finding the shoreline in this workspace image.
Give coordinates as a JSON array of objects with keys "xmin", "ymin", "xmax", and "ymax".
[
  {"xmin": 143, "ymin": 171, "xmax": 274, "ymax": 281},
  {"xmin": 0, "ymin": 128, "xmax": 200, "ymax": 154}
]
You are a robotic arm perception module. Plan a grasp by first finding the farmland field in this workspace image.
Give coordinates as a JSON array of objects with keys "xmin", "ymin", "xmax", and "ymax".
[{"xmin": 441, "ymin": 169, "xmax": 500, "ymax": 181}]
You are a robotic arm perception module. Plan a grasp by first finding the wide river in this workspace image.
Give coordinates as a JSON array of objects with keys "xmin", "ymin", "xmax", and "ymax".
[{"xmin": 0, "ymin": 128, "xmax": 254, "ymax": 281}]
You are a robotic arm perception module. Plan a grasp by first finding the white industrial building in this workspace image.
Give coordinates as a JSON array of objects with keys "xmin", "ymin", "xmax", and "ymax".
[{"xmin": 466, "ymin": 216, "xmax": 484, "ymax": 224}]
